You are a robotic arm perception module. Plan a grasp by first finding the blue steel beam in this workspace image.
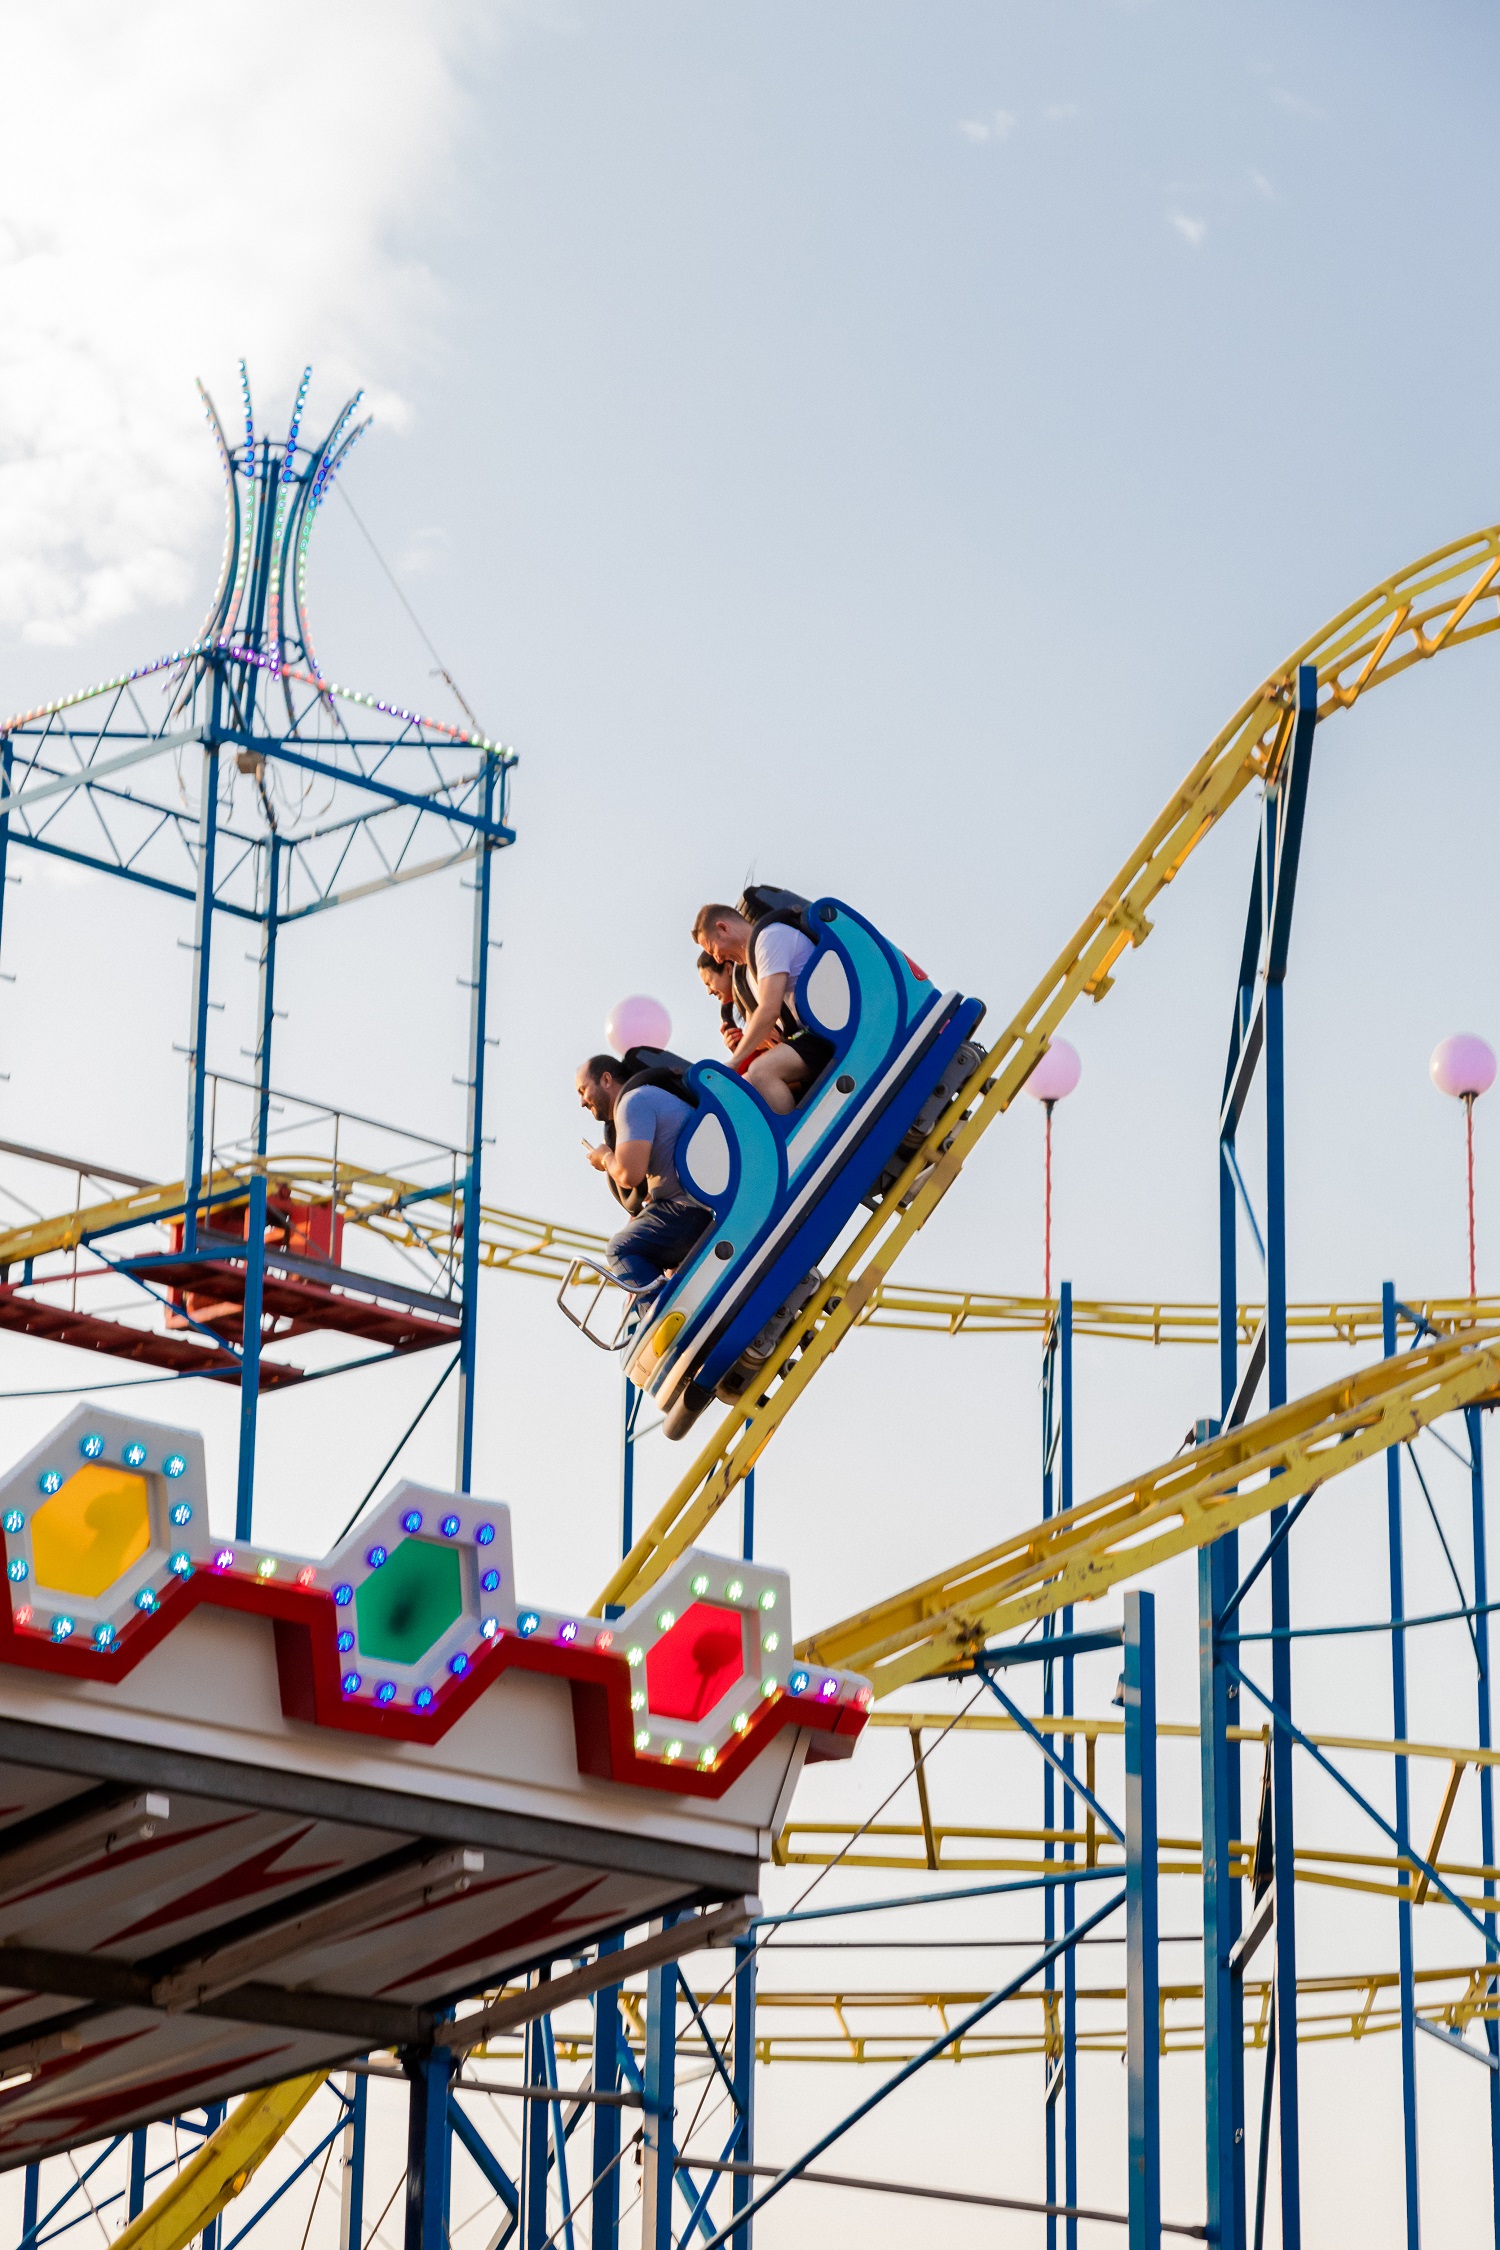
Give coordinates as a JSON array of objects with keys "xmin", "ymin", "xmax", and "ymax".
[
  {"xmin": 455, "ymin": 750, "xmax": 497, "ymax": 1491},
  {"xmin": 1125, "ymin": 1590, "xmax": 1160, "ymax": 2250},
  {"xmin": 1468, "ymin": 1403, "xmax": 1500, "ymax": 2247},
  {"xmin": 1384, "ymin": 1284, "xmax": 1421, "ymax": 2247},
  {"xmin": 402, "ymin": 2049, "xmax": 452, "ymax": 2250},
  {"xmin": 693, "ymin": 1893, "xmax": 1127, "ymax": 2250},
  {"xmin": 592, "ymin": 1940, "xmax": 623, "ymax": 2250}
]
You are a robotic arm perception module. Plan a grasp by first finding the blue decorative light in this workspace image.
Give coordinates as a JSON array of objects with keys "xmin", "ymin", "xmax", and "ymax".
[
  {"xmin": 333, "ymin": 1582, "xmax": 353, "ymax": 1607},
  {"xmin": 37, "ymin": 1471, "xmax": 62, "ymax": 1497},
  {"xmin": 169, "ymin": 1502, "xmax": 193, "ymax": 1528},
  {"xmin": 518, "ymin": 1611, "xmax": 540, "ymax": 1637},
  {"xmin": 440, "ymin": 1515, "xmax": 461, "ymax": 1539},
  {"xmin": 135, "ymin": 1588, "xmax": 158, "ymax": 1614},
  {"xmin": 788, "ymin": 1668, "xmax": 811, "ymax": 1695},
  {"xmin": 474, "ymin": 1522, "xmax": 495, "ymax": 1547},
  {"xmin": 79, "ymin": 1433, "xmax": 104, "ymax": 1460},
  {"xmin": 163, "ymin": 1454, "xmax": 187, "ymax": 1479},
  {"xmin": 341, "ymin": 1671, "xmax": 362, "ymax": 1696},
  {"xmin": 449, "ymin": 1651, "xmax": 469, "ymax": 1677},
  {"xmin": 123, "ymin": 1442, "xmax": 148, "ymax": 1469},
  {"xmin": 6, "ymin": 1560, "xmax": 26, "ymax": 1585},
  {"xmin": 480, "ymin": 1569, "xmax": 500, "ymax": 1593},
  {"xmin": 93, "ymin": 1623, "xmax": 116, "ymax": 1651},
  {"xmin": 365, "ymin": 1544, "xmax": 387, "ymax": 1570},
  {"xmin": 51, "ymin": 1616, "xmax": 74, "ymax": 1642},
  {"xmin": 375, "ymin": 1680, "xmax": 397, "ymax": 1705},
  {"xmin": 414, "ymin": 1686, "xmax": 434, "ymax": 1710},
  {"xmin": 481, "ymin": 1618, "xmax": 500, "ymax": 1640},
  {"xmin": 2, "ymin": 1510, "xmax": 22, "ymax": 1535},
  {"xmin": 337, "ymin": 1630, "xmax": 355, "ymax": 1653},
  {"xmin": 401, "ymin": 1509, "xmax": 423, "ymax": 1534},
  {"xmin": 169, "ymin": 1551, "xmax": 194, "ymax": 1578}
]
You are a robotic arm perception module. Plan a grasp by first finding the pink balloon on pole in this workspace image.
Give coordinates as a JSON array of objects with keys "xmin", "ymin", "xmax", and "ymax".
[
  {"xmin": 606, "ymin": 995, "xmax": 672, "ymax": 1054},
  {"xmin": 1025, "ymin": 1039, "xmax": 1082, "ymax": 1103},
  {"xmin": 1431, "ymin": 1034, "xmax": 1497, "ymax": 1101}
]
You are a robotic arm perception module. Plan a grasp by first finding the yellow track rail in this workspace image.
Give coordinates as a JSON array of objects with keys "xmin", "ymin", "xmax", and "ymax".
[
  {"xmin": 590, "ymin": 525, "xmax": 1500, "ymax": 1613},
  {"xmin": 799, "ymin": 1324, "xmax": 1500, "ymax": 1695},
  {"xmin": 113, "ymin": 2073, "xmax": 326, "ymax": 2250},
  {"xmin": 7, "ymin": 1159, "xmax": 1491, "ymax": 1350}
]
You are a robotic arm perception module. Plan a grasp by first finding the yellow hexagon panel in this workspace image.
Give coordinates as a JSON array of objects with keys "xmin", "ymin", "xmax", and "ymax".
[{"xmin": 32, "ymin": 1466, "xmax": 151, "ymax": 1599}]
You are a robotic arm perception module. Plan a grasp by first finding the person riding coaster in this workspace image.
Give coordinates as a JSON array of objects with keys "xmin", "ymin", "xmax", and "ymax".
[{"xmin": 560, "ymin": 890, "xmax": 986, "ymax": 1441}]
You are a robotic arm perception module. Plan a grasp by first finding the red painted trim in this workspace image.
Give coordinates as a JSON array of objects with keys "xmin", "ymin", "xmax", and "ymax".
[{"xmin": 0, "ymin": 1568, "xmax": 866, "ymax": 1799}]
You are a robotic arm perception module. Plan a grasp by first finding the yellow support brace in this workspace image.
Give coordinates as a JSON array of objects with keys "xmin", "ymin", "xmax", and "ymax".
[
  {"xmin": 112, "ymin": 2074, "xmax": 326, "ymax": 2250},
  {"xmin": 798, "ymin": 1324, "xmax": 1500, "ymax": 1696}
]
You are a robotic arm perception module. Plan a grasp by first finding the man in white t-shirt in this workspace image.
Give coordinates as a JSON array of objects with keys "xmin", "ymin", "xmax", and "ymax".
[{"xmin": 691, "ymin": 902, "xmax": 834, "ymax": 1114}]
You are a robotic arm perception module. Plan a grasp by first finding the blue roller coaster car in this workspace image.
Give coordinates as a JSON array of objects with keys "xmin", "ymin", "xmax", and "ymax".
[{"xmin": 563, "ymin": 898, "xmax": 986, "ymax": 1442}]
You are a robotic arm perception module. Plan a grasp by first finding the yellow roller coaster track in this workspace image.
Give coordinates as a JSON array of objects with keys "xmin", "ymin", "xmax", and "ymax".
[
  {"xmin": 588, "ymin": 523, "xmax": 1500, "ymax": 1614},
  {"xmin": 112, "ymin": 2073, "xmax": 325, "ymax": 2250},
  {"xmin": 4, "ymin": 1158, "xmax": 1490, "ymax": 1352}
]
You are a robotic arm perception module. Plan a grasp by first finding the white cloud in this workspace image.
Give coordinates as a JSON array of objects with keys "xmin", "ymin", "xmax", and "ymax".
[
  {"xmin": 0, "ymin": 1, "xmax": 490, "ymax": 646},
  {"xmin": 1272, "ymin": 87, "xmax": 1326, "ymax": 120},
  {"xmin": 1169, "ymin": 212, "xmax": 1208, "ymax": 247},
  {"xmin": 957, "ymin": 109, "xmax": 1015, "ymax": 145},
  {"xmin": 1249, "ymin": 169, "xmax": 1276, "ymax": 200}
]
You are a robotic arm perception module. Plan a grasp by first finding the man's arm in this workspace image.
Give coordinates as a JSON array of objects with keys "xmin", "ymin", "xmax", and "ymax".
[
  {"xmin": 735, "ymin": 970, "xmax": 789, "ymax": 1065},
  {"xmin": 608, "ymin": 1139, "xmax": 652, "ymax": 1190}
]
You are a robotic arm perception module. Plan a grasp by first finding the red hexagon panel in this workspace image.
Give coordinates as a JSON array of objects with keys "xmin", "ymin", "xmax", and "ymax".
[{"xmin": 645, "ymin": 1601, "xmax": 746, "ymax": 1723}]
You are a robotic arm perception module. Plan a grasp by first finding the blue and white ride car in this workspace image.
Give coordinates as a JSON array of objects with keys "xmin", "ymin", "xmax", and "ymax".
[{"xmin": 598, "ymin": 897, "xmax": 985, "ymax": 1440}]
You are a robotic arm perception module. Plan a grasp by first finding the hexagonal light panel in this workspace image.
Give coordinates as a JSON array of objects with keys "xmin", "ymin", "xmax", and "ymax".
[
  {"xmin": 0, "ymin": 1406, "xmax": 211, "ymax": 1645},
  {"xmin": 355, "ymin": 1538, "xmax": 464, "ymax": 1665},
  {"xmin": 32, "ymin": 1464, "xmax": 152, "ymax": 1598}
]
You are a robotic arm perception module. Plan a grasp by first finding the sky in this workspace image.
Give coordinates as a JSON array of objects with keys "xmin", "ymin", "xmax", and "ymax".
[{"xmin": 1, "ymin": 0, "xmax": 1500, "ymax": 2240}]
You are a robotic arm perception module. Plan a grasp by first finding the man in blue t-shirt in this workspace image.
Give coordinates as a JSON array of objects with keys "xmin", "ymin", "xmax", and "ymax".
[{"xmin": 576, "ymin": 1053, "xmax": 711, "ymax": 1289}]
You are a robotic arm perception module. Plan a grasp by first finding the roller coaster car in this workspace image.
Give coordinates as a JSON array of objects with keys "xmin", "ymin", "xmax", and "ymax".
[{"xmin": 614, "ymin": 898, "xmax": 985, "ymax": 1441}]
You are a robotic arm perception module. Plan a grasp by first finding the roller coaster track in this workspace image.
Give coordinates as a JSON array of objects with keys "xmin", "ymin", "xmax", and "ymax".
[
  {"xmin": 113, "ymin": 2073, "xmax": 325, "ymax": 2250},
  {"xmin": 5, "ymin": 1154, "xmax": 1495, "ymax": 1349},
  {"xmin": 588, "ymin": 524, "xmax": 1500, "ymax": 1614},
  {"xmin": 798, "ymin": 1324, "xmax": 1500, "ymax": 1694}
]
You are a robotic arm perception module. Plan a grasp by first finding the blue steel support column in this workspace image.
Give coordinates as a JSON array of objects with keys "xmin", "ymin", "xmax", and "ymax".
[
  {"xmin": 521, "ymin": 1999, "xmax": 551, "ymax": 2249},
  {"xmin": 182, "ymin": 739, "xmax": 221, "ymax": 1255},
  {"xmin": 640, "ymin": 1936, "xmax": 679, "ymax": 2250},
  {"xmin": 1125, "ymin": 1589, "xmax": 1160, "ymax": 2250},
  {"xmin": 592, "ymin": 1937, "xmax": 623, "ymax": 2250},
  {"xmin": 1041, "ymin": 1310, "xmax": 1059, "ymax": 2245},
  {"xmin": 730, "ymin": 1936, "xmax": 757, "ymax": 2250},
  {"xmin": 236, "ymin": 831, "xmax": 278, "ymax": 1543},
  {"xmin": 1468, "ymin": 1403, "xmax": 1500, "ymax": 2245},
  {"xmin": 21, "ymin": 2164, "xmax": 37, "ymax": 2249},
  {"xmin": 200, "ymin": 2102, "xmax": 227, "ymax": 2250},
  {"xmin": 1059, "ymin": 1282, "xmax": 1078, "ymax": 2247},
  {"xmin": 1201, "ymin": 1084, "xmax": 1245, "ymax": 2250},
  {"xmin": 129, "ymin": 2129, "xmax": 147, "ymax": 2221},
  {"xmin": 455, "ymin": 751, "xmax": 497, "ymax": 1493},
  {"xmin": 622, "ymin": 1377, "xmax": 637, "ymax": 1560},
  {"xmin": 403, "ymin": 2048, "xmax": 453, "ymax": 2250},
  {"xmin": 742, "ymin": 1462, "xmax": 755, "ymax": 1565},
  {"xmin": 1384, "ymin": 1284, "xmax": 1420, "ymax": 2246},
  {"xmin": 339, "ymin": 2071, "xmax": 367, "ymax": 2250}
]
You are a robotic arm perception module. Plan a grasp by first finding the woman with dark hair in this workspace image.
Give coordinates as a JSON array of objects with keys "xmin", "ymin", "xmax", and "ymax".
[{"xmin": 697, "ymin": 948, "xmax": 747, "ymax": 1054}]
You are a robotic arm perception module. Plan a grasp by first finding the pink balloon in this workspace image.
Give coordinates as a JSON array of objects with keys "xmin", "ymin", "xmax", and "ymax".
[
  {"xmin": 606, "ymin": 995, "xmax": 672, "ymax": 1054},
  {"xmin": 1025, "ymin": 1038, "xmax": 1082, "ymax": 1103},
  {"xmin": 1431, "ymin": 1034, "xmax": 1497, "ymax": 1101}
]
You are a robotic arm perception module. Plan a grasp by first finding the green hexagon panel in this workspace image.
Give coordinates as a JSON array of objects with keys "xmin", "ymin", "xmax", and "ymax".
[{"xmin": 355, "ymin": 1537, "xmax": 464, "ymax": 1665}]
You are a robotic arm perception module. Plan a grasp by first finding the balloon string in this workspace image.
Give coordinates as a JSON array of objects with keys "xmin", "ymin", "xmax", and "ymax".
[
  {"xmin": 1467, "ymin": 1092, "xmax": 1477, "ymax": 1300},
  {"xmin": 1043, "ymin": 1100, "xmax": 1054, "ymax": 1302}
]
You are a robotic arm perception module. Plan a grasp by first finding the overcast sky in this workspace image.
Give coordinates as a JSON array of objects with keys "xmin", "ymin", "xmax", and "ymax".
[{"xmin": 1, "ymin": 2, "xmax": 1498, "ymax": 2239}]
